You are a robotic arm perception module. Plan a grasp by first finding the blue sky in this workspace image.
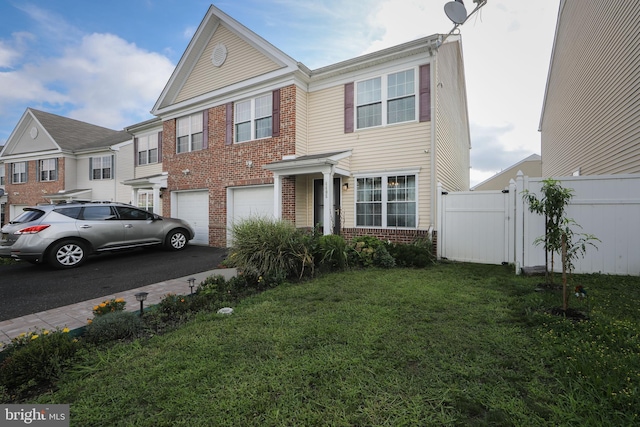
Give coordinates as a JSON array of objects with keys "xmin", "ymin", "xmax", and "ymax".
[{"xmin": 0, "ymin": 0, "xmax": 560, "ymax": 186}]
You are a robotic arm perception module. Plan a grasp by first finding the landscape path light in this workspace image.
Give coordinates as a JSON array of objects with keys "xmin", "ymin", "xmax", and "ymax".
[
  {"xmin": 188, "ymin": 277, "xmax": 196, "ymax": 295},
  {"xmin": 135, "ymin": 292, "xmax": 148, "ymax": 316}
]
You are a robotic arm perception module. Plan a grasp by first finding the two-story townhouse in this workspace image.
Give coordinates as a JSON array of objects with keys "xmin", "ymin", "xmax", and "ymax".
[
  {"xmin": 0, "ymin": 108, "xmax": 134, "ymax": 221},
  {"xmin": 128, "ymin": 5, "xmax": 471, "ymax": 247},
  {"xmin": 0, "ymin": 159, "xmax": 6, "ymax": 226},
  {"xmin": 539, "ymin": 0, "xmax": 640, "ymax": 177}
]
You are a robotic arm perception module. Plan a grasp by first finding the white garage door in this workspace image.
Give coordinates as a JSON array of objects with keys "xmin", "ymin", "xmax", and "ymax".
[
  {"xmin": 174, "ymin": 191, "xmax": 209, "ymax": 246},
  {"xmin": 227, "ymin": 185, "xmax": 274, "ymax": 246}
]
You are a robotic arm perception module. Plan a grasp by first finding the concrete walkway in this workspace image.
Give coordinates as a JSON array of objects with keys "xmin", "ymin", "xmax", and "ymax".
[{"xmin": 0, "ymin": 268, "xmax": 237, "ymax": 346}]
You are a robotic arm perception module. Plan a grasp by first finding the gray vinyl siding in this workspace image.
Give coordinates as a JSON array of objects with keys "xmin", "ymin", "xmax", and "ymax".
[
  {"xmin": 435, "ymin": 41, "xmax": 471, "ymax": 192},
  {"xmin": 540, "ymin": 0, "xmax": 640, "ymax": 176}
]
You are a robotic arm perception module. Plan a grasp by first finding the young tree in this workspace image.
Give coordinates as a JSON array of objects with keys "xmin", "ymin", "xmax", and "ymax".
[
  {"xmin": 522, "ymin": 178, "xmax": 573, "ymax": 285},
  {"xmin": 523, "ymin": 179, "xmax": 598, "ymax": 311}
]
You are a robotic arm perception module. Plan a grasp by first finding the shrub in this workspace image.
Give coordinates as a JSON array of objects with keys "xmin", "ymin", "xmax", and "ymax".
[
  {"xmin": 318, "ymin": 234, "xmax": 349, "ymax": 270},
  {"xmin": 0, "ymin": 328, "xmax": 81, "ymax": 392},
  {"xmin": 228, "ymin": 217, "xmax": 311, "ymax": 281},
  {"xmin": 350, "ymin": 236, "xmax": 395, "ymax": 268},
  {"xmin": 84, "ymin": 311, "xmax": 143, "ymax": 345},
  {"xmin": 387, "ymin": 242, "xmax": 433, "ymax": 268},
  {"xmin": 92, "ymin": 298, "xmax": 126, "ymax": 316}
]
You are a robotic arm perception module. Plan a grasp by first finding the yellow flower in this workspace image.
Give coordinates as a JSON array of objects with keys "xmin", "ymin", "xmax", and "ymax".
[
  {"xmin": 62, "ymin": 327, "xmax": 70, "ymax": 333},
  {"xmin": 93, "ymin": 305, "xmax": 100, "ymax": 311},
  {"xmin": 43, "ymin": 330, "xmax": 50, "ymax": 335},
  {"xmin": 19, "ymin": 332, "xmax": 26, "ymax": 338},
  {"xmin": 87, "ymin": 319, "xmax": 93, "ymax": 325},
  {"xmin": 99, "ymin": 303, "xmax": 107, "ymax": 308},
  {"xmin": 31, "ymin": 334, "xmax": 39, "ymax": 340},
  {"xmin": 115, "ymin": 298, "xmax": 125, "ymax": 303}
]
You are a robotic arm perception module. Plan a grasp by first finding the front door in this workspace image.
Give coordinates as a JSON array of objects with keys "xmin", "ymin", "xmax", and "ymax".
[{"xmin": 314, "ymin": 178, "xmax": 341, "ymax": 234}]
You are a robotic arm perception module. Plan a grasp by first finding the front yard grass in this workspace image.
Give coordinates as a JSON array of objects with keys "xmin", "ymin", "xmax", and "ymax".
[{"xmin": 35, "ymin": 263, "xmax": 639, "ymax": 426}]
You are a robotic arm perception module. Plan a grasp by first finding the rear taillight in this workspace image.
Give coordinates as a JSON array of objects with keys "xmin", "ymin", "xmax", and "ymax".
[{"xmin": 15, "ymin": 225, "xmax": 51, "ymax": 234}]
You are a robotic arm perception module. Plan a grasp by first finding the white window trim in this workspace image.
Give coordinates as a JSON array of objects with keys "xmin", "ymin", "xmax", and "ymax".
[
  {"xmin": 354, "ymin": 67, "xmax": 418, "ymax": 130},
  {"xmin": 354, "ymin": 169, "xmax": 420, "ymax": 229},
  {"xmin": 12, "ymin": 162, "xmax": 27, "ymax": 184},
  {"xmin": 234, "ymin": 93, "xmax": 272, "ymax": 143},
  {"xmin": 39, "ymin": 158, "xmax": 57, "ymax": 182},
  {"xmin": 137, "ymin": 133, "xmax": 159, "ymax": 165},
  {"xmin": 91, "ymin": 156, "xmax": 113, "ymax": 180},
  {"xmin": 176, "ymin": 112, "xmax": 203, "ymax": 153}
]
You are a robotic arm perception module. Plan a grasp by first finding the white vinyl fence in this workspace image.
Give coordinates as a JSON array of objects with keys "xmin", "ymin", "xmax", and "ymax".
[{"xmin": 437, "ymin": 173, "xmax": 640, "ymax": 275}]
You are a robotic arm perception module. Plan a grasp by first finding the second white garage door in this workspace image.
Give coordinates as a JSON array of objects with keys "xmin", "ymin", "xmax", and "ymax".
[
  {"xmin": 174, "ymin": 191, "xmax": 209, "ymax": 246},
  {"xmin": 227, "ymin": 185, "xmax": 274, "ymax": 245}
]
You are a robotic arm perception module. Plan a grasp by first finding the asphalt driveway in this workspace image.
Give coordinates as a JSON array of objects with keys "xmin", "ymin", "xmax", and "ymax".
[{"xmin": 0, "ymin": 245, "xmax": 227, "ymax": 321}]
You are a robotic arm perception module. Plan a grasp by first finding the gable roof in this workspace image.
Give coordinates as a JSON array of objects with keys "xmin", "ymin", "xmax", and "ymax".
[
  {"xmin": 152, "ymin": 4, "xmax": 301, "ymax": 115},
  {"xmin": 29, "ymin": 109, "xmax": 130, "ymax": 151}
]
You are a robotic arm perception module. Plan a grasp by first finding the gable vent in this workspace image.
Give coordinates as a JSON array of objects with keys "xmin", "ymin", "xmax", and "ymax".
[{"xmin": 211, "ymin": 43, "xmax": 228, "ymax": 67}]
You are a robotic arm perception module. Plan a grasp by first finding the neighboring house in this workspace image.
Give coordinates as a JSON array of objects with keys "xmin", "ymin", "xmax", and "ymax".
[
  {"xmin": 131, "ymin": 5, "xmax": 471, "ymax": 247},
  {"xmin": 0, "ymin": 157, "xmax": 6, "ymax": 226},
  {"xmin": 471, "ymin": 154, "xmax": 541, "ymax": 191},
  {"xmin": 0, "ymin": 109, "xmax": 134, "ymax": 221},
  {"xmin": 123, "ymin": 117, "xmax": 166, "ymax": 216},
  {"xmin": 539, "ymin": 0, "xmax": 640, "ymax": 177}
]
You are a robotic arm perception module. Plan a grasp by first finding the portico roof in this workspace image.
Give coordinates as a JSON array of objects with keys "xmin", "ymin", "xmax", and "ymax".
[{"xmin": 263, "ymin": 150, "xmax": 352, "ymax": 175}]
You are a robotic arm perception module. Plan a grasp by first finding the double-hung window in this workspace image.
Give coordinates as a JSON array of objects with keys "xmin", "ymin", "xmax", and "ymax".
[
  {"xmin": 177, "ymin": 112, "xmax": 203, "ymax": 153},
  {"xmin": 356, "ymin": 173, "xmax": 417, "ymax": 228},
  {"xmin": 235, "ymin": 94, "xmax": 272, "ymax": 143},
  {"xmin": 356, "ymin": 69, "xmax": 416, "ymax": 129},
  {"xmin": 137, "ymin": 133, "xmax": 159, "ymax": 165},
  {"xmin": 12, "ymin": 162, "xmax": 27, "ymax": 183},
  {"xmin": 0, "ymin": 164, "xmax": 5, "ymax": 185},
  {"xmin": 39, "ymin": 158, "xmax": 57, "ymax": 182},
  {"xmin": 90, "ymin": 156, "xmax": 112, "ymax": 180}
]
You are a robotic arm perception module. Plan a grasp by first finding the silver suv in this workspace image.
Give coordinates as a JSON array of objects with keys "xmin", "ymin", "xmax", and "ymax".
[{"xmin": 0, "ymin": 202, "xmax": 195, "ymax": 269}]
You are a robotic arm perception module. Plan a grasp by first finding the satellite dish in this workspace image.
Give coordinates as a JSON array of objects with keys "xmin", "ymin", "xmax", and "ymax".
[{"xmin": 444, "ymin": 0, "xmax": 468, "ymax": 25}]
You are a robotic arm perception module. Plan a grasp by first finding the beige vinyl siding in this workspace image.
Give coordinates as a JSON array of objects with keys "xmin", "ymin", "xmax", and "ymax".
[
  {"xmin": 135, "ymin": 163, "xmax": 163, "ymax": 179},
  {"xmin": 435, "ymin": 41, "xmax": 470, "ymax": 192},
  {"xmin": 295, "ymin": 87, "xmax": 308, "ymax": 155},
  {"xmin": 541, "ymin": 0, "xmax": 640, "ymax": 176},
  {"xmin": 115, "ymin": 144, "xmax": 134, "ymax": 202},
  {"xmin": 472, "ymin": 157, "xmax": 542, "ymax": 191},
  {"xmin": 307, "ymin": 85, "xmax": 432, "ymax": 229},
  {"xmin": 64, "ymin": 157, "xmax": 77, "ymax": 190},
  {"xmin": 175, "ymin": 25, "xmax": 282, "ymax": 103},
  {"xmin": 295, "ymin": 175, "xmax": 312, "ymax": 227}
]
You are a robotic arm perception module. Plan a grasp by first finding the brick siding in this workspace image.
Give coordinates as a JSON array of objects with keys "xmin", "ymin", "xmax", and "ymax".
[
  {"xmin": 162, "ymin": 85, "xmax": 298, "ymax": 247},
  {"xmin": 5, "ymin": 158, "xmax": 65, "ymax": 207}
]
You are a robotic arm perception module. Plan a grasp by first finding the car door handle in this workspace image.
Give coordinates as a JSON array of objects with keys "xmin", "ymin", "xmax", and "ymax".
[
  {"xmin": 80, "ymin": 225, "xmax": 92, "ymax": 229},
  {"xmin": 124, "ymin": 224, "xmax": 133, "ymax": 228}
]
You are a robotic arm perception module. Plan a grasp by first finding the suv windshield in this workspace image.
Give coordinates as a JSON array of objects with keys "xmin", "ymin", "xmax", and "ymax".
[{"xmin": 9, "ymin": 209, "xmax": 45, "ymax": 224}]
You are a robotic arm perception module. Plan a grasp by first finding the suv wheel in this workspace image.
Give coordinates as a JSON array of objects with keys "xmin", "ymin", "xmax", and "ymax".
[
  {"xmin": 165, "ymin": 229, "xmax": 188, "ymax": 251},
  {"xmin": 48, "ymin": 240, "xmax": 88, "ymax": 269}
]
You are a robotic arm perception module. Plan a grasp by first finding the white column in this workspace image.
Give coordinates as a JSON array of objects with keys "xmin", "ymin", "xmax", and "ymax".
[
  {"xmin": 323, "ymin": 171, "xmax": 333, "ymax": 235},
  {"xmin": 273, "ymin": 173, "xmax": 282, "ymax": 219},
  {"xmin": 152, "ymin": 185, "xmax": 162, "ymax": 215},
  {"xmin": 515, "ymin": 171, "xmax": 525, "ymax": 274},
  {"xmin": 436, "ymin": 182, "xmax": 443, "ymax": 259}
]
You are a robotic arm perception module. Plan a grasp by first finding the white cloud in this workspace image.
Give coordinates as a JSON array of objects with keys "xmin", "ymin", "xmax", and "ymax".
[{"xmin": 0, "ymin": 31, "xmax": 174, "ymax": 130}]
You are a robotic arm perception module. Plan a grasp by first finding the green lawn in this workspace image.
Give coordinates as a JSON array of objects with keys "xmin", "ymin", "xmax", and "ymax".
[{"xmin": 35, "ymin": 263, "xmax": 639, "ymax": 426}]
